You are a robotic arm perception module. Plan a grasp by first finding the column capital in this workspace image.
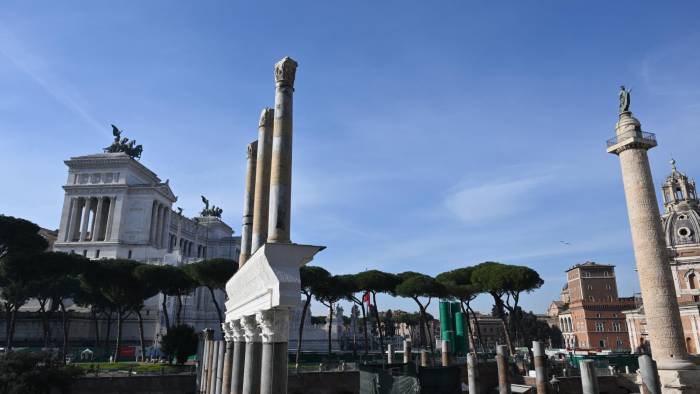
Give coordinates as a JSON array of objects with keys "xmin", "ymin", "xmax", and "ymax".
[
  {"xmin": 256, "ymin": 308, "xmax": 290, "ymax": 343},
  {"xmin": 222, "ymin": 322, "xmax": 233, "ymax": 341},
  {"xmin": 229, "ymin": 319, "xmax": 245, "ymax": 342},
  {"xmin": 258, "ymin": 108, "xmax": 274, "ymax": 128},
  {"xmin": 241, "ymin": 315, "xmax": 261, "ymax": 343},
  {"xmin": 274, "ymin": 56, "xmax": 298, "ymax": 87},
  {"xmin": 203, "ymin": 328, "xmax": 214, "ymax": 340}
]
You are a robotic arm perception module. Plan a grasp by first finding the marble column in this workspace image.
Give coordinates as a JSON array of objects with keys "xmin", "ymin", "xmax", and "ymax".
[
  {"xmin": 105, "ymin": 196, "xmax": 117, "ymax": 241},
  {"xmin": 239, "ymin": 141, "xmax": 258, "ymax": 267},
  {"xmin": 241, "ymin": 315, "xmax": 262, "ymax": 394},
  {"xmin": 68, "ymin": 198, "xmax": 81, "ymax": 242},
  {"xmin": 251, "ymin": 108, "xmax": 274, "ymax": 254},
  {"xmin": 467, "ymin": 353, "xmax": 480, "ymax": 394},
  {"xmin": 257, "ymin": 308, "xmax": 290, "ymax": 394},
  {"xmin": 79, "ymin": 197, "xmax": 92, "ymax": 242},
  {"xmin": 93, "ymin": 197, "xmax": 105, "ymax": 241},
  {"xmin": 533, "ymin": 341, "xmax": 547, "ymax": 394},
  {"xmin": 496, "ymin": 345, "xmax": 511, "ymax": 394},
  {"xmin": 215, "ymin": 340, "xmax": 225, "ymax": 394},
  {"xmin": 607, "ymin": 110, "xmax": 695, "ymax": 377},
  {"xmin": 580, "ymin": 359, "xmax": 599, "ymax": 394},
  {"xmin": 59, "ymin": 198, "xmax": 76, "ymax": 242},
  {"xmin": 221, "ymin": 323, "xmax": 234, "ymax": 394},
  {"xmin": 155, "ymin": 204, "xmax": 164, "ymax": 249},
  {"xmin": 202, "ymin": 329, "xmax": 214, "ymax": 394},
  {"xmin": 267, "ymin": 57, "xmax": 298, "ymax": 244},
  {"xmin": 149, "ymin": 201, "xmax": 159, "ymax": 245},
  {"xmin": 230, "ymin": 319, "xmax": 246, "ymax": 394},
  {"xmin": 160, "ymin": 208, "xmax": 169, "ymax": 248}
]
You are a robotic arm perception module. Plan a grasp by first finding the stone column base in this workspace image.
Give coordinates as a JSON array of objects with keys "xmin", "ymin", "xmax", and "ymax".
[{"xmin": 659, "ymin": 368, "xmax": 700, "ymax": 393}]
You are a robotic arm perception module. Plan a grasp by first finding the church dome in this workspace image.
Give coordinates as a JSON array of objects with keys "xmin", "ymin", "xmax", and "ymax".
[{"xmin": 663, "ymin": 210, "xmax": 700, "ymax": 247}]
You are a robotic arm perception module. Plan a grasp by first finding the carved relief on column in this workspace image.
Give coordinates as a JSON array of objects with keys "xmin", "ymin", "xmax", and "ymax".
[
  {"xmin": 242, "ymin": 315, "xmax": 261, "ymax": 343},
  {"xmin": 256, "ymin": 308, "xmax": 290, "ymax": 343}
]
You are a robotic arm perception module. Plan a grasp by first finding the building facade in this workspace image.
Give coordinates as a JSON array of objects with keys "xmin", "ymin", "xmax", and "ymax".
[
  {"xmin": 10, "ymin": 151, "xmax": 242, "ymax": 354},
  {"xmin": 549, "ymin": 262, "xmax": 636, "ymax": 351},
  {"xmin": 625, "ymin": 161, "xmax": 700, "ymax": 355}
]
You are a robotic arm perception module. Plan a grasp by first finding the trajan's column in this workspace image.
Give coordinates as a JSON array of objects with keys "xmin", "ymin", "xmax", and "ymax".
[{"xmin": 608, "ymin": 86, "xmax": 700, "ymax": 392}]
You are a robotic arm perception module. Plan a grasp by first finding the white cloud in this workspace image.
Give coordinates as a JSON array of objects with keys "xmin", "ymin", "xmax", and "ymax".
[{"xmin": 444, "ymin": 176, "xmax": 551, "ymax": 224}]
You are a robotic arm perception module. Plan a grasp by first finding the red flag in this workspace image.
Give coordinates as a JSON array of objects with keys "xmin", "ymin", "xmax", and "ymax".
[{"xmin": 362, "ymin": 291, "xmax": 371, "ymax": 306}]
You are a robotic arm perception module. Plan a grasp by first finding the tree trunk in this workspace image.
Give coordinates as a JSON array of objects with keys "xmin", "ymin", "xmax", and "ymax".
[
  {"xmin": 161, "ymin": 293, "xmax": 170, "ymax": 330},
  {"xmin": 208, "ymin": 287, "xmax": 224, "ymax": 325},
  {"xmin": 59, "ymin": 301, "xmax": 69, "ymax": 364},
  {"xmin": 136, "ymin": 310, "xmax": 146, "ymax": 362},
  {"xmin": 295, "ymin": 294, "xmax": 311, "ymax": 365},
  {"xmin": 91, "ymin": 308, "xmax": 100, "ymax": 349},
  {"xmin": 4, "ymin": 303, "xmax": 11, "ymax": 350},
  {"xmin": 38, "ymin": 300, "xmax": 50, "ymax": 348},
  {"xmin": 114, "ymin": 310, "xmax": 124, "ymax": 362},
  {"xmin": 327, "ymin": 303, "xmax": 334, "ymax": 356},
  {"xmin": 176, "ymin": 293, "xmax": 183, "ymax": 325},
  {"xmin": 372, "ymin": 292, "xmax": 384, "ymax": 353},
  {"xmin": 6, "ymin": 305, "xmax": 17, "ymax": 351},
  {"xmin": 104, "ymin": 311, "xmax": 112, "ymax": 351},
  {"xmin": 415, "ymin": 299, "xmax": 433, "ymax": 352},
  {"xmin": 462, "ymin": 302, "xmax": 477, "ymax": 355},
  {"xmin": 360, "ymin": 302, "xmax": 369, "ymax": 355},
  {"xmin": 467, "ymin": 304, "xmax": 485, "ymax": 352}
]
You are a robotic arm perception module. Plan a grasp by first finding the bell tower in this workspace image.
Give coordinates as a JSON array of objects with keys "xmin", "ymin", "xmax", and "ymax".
[{"xmin": 662, "ymin": 159, "xmax": 699, "ymax": 213}]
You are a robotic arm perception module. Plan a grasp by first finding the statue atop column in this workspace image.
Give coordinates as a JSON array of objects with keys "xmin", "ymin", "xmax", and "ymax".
[
  {"xmin": 619, "ymin": 85, "xmax": 631, "ymax": 114},
  {"xmin": 104, "ymin": 125, "xmax": 143, "ymax": 159}
]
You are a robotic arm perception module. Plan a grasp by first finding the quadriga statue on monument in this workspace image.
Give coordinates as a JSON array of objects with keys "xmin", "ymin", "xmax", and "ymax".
[
  {"xmin": 619, "ymin": 85, "xmax": 631, "ymax": 113},
  {"xmin": 104, "ymin": 124, "xmax": 143, "ymax": 159},
  {"xmin": 200, "ymin": 195, "xmax": 223, "ymax": 218}
]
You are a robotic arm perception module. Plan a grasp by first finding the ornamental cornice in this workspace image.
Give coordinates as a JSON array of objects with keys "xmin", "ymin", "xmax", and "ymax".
[
  {"xmin": 66, "ymin": 156, "xmax": 160, "ymax": 183},
  {"xmin": 63, "ymin": 186, "xmax": 125, "ymax": 196}
]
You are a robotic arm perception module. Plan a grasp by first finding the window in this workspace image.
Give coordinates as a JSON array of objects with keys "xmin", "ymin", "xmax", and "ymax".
[
  {"xmin": 603, "ymin": 271, "xmax": 610, "ymax": 277},
  {"xmin": 596, "ymin": 322, "xmax": 605, "ymax": 332},
  {"xmin": 70, "ymin": 250, "xmax": 75, "ymax": 254},
  {"xmin": 82, "ymin": 250, "xmax": 87, "ymax": 257},
  {"xmin": 589, "ymin": 296, "xmax": 595, "ymax": 302},
  {"xmin": 612, "ymin": 313, "xmax": 617, "ymax": 318},
  {"xmin": 599, "ymin": 339, "xmax": 607, "ymax": 348},
  {"xmin": 612, "ymin": 322, "xmax": 621, "ymax": 332},
  {"xmin": 606, "ymin": 284, "xmax": 612, "ymax": 290},
  {"xmin": 95, "ymin": 250, "xmax": 100, "ymax": 258},
  {"xmin": 128, "ymin": 250, "xmax": 132, "ymax": 259},
  {"xmin": 596, "ymin": 313, "xmax": 601, "ymax": 318},
  {"xmin": 587, "ymin": 285, "xmax": 593, "ymax": 290}
]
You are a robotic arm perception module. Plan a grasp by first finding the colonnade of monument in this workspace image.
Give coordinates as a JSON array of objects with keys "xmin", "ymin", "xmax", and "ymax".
[
  {"xmin": 148, "ymin": 199, "xmax": 170, "ymax": 248},
  {"xmin": 198, "ymin": 56, "xmax": 322, "ymax": 394},
  {"xmin": 63, "ymin": 195, "xmax": 117, "ymax": 242}
]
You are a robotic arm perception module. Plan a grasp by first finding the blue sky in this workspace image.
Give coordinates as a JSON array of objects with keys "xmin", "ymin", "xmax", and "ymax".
[{"xmin": 1, "ymin": 2, "xmax": 700, "ymax": 318}]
